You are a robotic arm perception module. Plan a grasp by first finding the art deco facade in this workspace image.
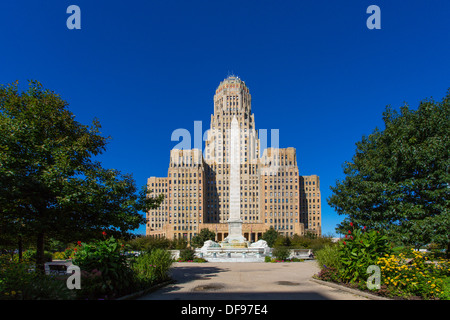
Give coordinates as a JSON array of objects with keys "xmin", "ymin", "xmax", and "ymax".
[{"xmin": 146, "ymin": 76, "xmax": 321, "ymax": 242}]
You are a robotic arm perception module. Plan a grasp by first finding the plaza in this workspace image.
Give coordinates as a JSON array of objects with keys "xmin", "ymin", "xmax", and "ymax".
[{"xmin": 138, "ymin": 261, "xmax": 374, "ymax": 300}]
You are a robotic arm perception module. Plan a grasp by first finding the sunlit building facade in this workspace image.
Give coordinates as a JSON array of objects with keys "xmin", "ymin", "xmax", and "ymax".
[{"xmin": 146, "ymin": 76, "xmax": 321, "ymax": 241}]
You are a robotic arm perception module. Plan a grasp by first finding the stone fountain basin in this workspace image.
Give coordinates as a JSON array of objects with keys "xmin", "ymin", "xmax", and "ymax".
[{"xmin": 200, "ymin": 247, "xmax": 265, "ymax": 253}]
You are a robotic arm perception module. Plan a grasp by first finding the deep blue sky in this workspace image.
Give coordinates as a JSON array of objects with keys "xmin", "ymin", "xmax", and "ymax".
[{"xmin": 1, "ymin": 1, "xmax": 449, "ymax": 237}]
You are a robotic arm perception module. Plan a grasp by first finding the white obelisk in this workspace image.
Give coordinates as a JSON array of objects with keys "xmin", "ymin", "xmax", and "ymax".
[{"xmin": 225, "ymin": 116, "xmax": 246, "ymax": 243}]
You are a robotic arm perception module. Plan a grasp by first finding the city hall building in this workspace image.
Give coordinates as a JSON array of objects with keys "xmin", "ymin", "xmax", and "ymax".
[{"xmin": 146, "ymin": 76, "xmax": 322, "ymax": 242}]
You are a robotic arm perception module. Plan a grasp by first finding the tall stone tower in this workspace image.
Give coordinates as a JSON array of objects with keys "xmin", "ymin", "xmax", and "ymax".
[{"xmin": 203, "ymin": 76, "xmax": 261, "ymax": 225}]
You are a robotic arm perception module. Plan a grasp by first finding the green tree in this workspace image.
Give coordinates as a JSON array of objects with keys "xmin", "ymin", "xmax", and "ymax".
[
  {"xmin": 274, "ymin": 235, "xmax": 291, "ymax": 248},
  {"xmin": 262, "ymin": 227, "xmax": 278, "ymax": 247},
  {"xmin": 0, "ymin": 81, "xmax": 163, "ymax": 272},
  {"xmin": 190, "ymin": 228, "xmax": 216, "ymax": 248},
  {"xmin": 290, "ymin": 234, "xmax": 312, "ymax": 249},
  {"xmin": 328, "ymin": 89, "xmax": 450, "ymax": 254}
]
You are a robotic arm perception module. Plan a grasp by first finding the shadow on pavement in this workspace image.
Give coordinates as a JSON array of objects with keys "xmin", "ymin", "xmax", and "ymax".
[
  {"xmin": 168, "ymin": 265, "xmax": 229, "ymax": 284},
  {"xmin": 141, "ymin": 290, "xmax": 330, "ymax": 300}
]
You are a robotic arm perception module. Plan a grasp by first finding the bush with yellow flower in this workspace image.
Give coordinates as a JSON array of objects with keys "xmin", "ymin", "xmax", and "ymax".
[{"xmin": 376, "ymin": 249, "xmax": 450, "ymax": 299}]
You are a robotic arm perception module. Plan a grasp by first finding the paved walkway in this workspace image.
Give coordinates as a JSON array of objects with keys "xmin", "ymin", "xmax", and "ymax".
[{"xmin": 138, "ymin": 260, "xmax": 368, "ymax": 300}]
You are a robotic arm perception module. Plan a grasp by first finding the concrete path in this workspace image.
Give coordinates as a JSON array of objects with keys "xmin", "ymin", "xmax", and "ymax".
[{"xmin": 138, "ymin": 260, "xmax": 368, "ymax": 300}]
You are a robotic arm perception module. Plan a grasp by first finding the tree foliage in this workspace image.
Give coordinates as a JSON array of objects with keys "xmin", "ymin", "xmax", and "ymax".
[
  {"xmin": 328, "ymin": 89, "xmax": 449, "ymax": 249},
  {"xmin": 0, "ymin": 81, "xmax": 163, "ymax": 270},
  {"xmin": 261, "ymin": 227, "xmax": 279, "ymax": 247},
  {"xmin": 190, "ymin": 228, "xmax": 216, "ymax": 248}
]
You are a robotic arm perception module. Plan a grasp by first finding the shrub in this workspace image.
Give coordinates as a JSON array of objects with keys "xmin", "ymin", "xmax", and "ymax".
[
  {"xmin": 190, "ymin": 229, "xmax": 216, "ymax": 248},
  {"xmin": 169, "ymin": 238, "xmax": 188, "ymax": 250},
  {"xmin": 132, "ymin": 248, "xmax": 173, "ymax": 286},
  {"xmin": 272, "ymin": 247, "xmax": 291, "ymax": 261},
  {"xmin": 125, "ymin": 236, "xmax": 151, "ymax": 251},
  {"xmin": 309, "ymin": 237, "xmax": 334, "ymax": 252},
  {"xmin": 20, "ymin": 250, "xmax": 53, "ymax": 263},
  {"xmin": 77, "ymin": 269, "xmax": 105, "ymax": 300},
  {"xmin": 0, "ymin": 257, "xmax": 74, "ymax": 300},
  {"xmin": 274, "ymin": 236, "xmax": 291, "ymax": 248},
  {"xmin": 315, "ymin": 267, "xmax": 341, "ymax": 283},
  {"xmin": 72, "ymin": 236, "xmax": 135, "ymax": 299},
  {"xmin": 63, "ymin": 247, "xmax": 75, "ymax": 259},
  {"xmin": 52, "ymin": 252, "xmax": 66, "ymax": 260},
  {"xmin": 441, "ymin": 277, "xmax": 450, "ymax": 300},
  {"xmin": 338, "ymin": 226, "xmax": 391, "ymax": 283},
  {"xmin": 264, "ymin": 256, "xmax": 272, "ymax": 263},
  {"xmin": 126, "ymin": 236, "xmax": 175, "ymax": 252},
  {"xmin": 1, "ymin": 258, "xmax": 34, "ymax": 300},
  {"xmin": 179, "ymin": 248, "xmax": 196, "ymax": 261},
  {"xmin": 21, "ymin": 274, "xmax": 75, "ymax": 300},
  {"xmin": 315, "ymin": 244, "xmax": 341, "ymax": 271},
  {"xmin": 290, "ymin": 234, "xmax": 310, "ymax": 249},
  {"xmin": 376, "ymin": 249, "xmax": 450, "ymax": 299}
]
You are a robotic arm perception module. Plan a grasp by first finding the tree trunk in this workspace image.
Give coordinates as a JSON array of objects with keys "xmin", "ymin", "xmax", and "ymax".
[
  {"xmin": 18, "ymin": 235, "xmax": 23, "ymax": 262},
  {"xmin": 36, "ymin": 232, "xmax": 45, "ymax": 274}
]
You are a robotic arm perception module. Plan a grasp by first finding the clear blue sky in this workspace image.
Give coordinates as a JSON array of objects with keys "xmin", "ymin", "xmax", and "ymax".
[{"xmin": 1, "ymin": 1, "xmax": 449, "ymax": 237}]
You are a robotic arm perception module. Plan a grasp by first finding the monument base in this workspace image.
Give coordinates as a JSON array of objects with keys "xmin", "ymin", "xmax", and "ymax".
[
  {"xmin": 198, "ymin": 239, "xmax": 270, "ymax": 262},
  {"xmin": 223, "ymin": 219, "xmax": 247, "ymax": 245}
]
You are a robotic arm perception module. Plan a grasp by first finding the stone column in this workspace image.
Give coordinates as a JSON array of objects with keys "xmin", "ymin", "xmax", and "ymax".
[{"xmin": 225, "ymin": 116, "xmax": 246, "ymax": 243}]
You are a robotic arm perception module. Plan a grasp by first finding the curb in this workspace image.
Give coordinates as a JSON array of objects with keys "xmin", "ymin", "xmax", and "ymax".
[
  {"xmin": 310, "ymin": 278, "xmax": 391, "ymax": 300},
  {"xmin": 116, "ymin": 279, "xmax": 175, "ymax": 300}
]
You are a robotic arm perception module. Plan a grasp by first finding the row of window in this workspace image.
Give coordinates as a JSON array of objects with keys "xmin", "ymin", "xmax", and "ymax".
[
  {"xmin": 261, "ymin": 171, "xmax": 300, "ymax": 176},
  {"xmin": 265, "ymin": 198, "xmax": 294, "ymax": 203},
  {"xmin": 265, "ymin": 212, "xmax": 298, "ymax": 217},
  {"xmin": 265, "ymin": 185, "xmax": 297, "ymax": 190},
  {"xmin": 265, "ymin": 192, "xmax": 298, "ymax": 197},
  {"xmin": 207, "ymin": 203, "xmax": 258, "ymax": 208},
  {"xmin": 264, "ymin": 205, "xmax": 298, "ymax": 210},
  {"xmin": 171, "ymin": 179, "xmax": 201, "ymax": 184},
  {"xmin": 169, "ymin": 163, "xmax": 202, "ymax": 168},
  {"xmin": 207, "ymin": 210, "xmax": 258, "ymax": 216},
  {"xmin": 169, "ymin": 172, "xmax": 201, "ymax": 178},
  {"xmin": 149, "ymin": 212, "xmax": 201, "ymax": 218},
  {"xmin": 266, "ymin": 218, "xmax": 298, "ymax": 224},
  {"xmin": 206, "ymin": 215, "xmax": 259, "ymax": 222},
  {"xmin": 300, "ymin": 198, "xmax": 320, "ymax": 203},
  {"xmin": 152, "ymin": 190, "xmax": 314, "ymax": 200}
]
